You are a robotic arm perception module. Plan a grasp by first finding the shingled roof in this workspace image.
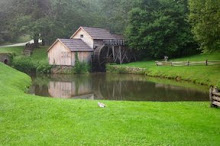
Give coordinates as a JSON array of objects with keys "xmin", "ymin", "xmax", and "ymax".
[
  {"xmin": 48, "ymin": 39, "xmax": 93, "ymax": 52},
  {"xmin": 59, "ymin": 39, "xmax": 93, "ymax": 52},
  {"xmin": 82, "ymin": 27, "xmax": 116, "ymax": 39},
  {"xmin": 71, "ymin": 26, "xmax": 118, "ymax": 40}
]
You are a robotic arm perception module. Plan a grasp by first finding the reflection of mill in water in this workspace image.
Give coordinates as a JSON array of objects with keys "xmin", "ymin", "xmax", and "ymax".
[
  {"xmin": 47, "ymin": 74, "xmax": 144, "ymax": 100},
  {"xmin": 48, "ymin": 80, "xmax": 95, "ymax": 99},
  {"xmin": 30, "ymin": 74, "xmax": 208, "ymax": 101}
]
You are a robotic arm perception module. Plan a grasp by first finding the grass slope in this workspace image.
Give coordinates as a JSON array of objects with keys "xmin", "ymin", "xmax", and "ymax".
[
  {"xmin": 31, "ymin": 47, "xmax": 48, "ymax": 63},
  {"xmin": 0, "ymin": 63, "xmax": 220, "ymax": 145},
  {"xmin": 0, "ymin": 46, "xmax": 24, "ymax": 55},
  {"xmin": 110, "ymin": 51, "xmax": 220, "ymax": 87}
]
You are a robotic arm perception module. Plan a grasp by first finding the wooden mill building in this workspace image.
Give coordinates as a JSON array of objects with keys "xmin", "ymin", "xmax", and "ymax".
[{"xmin": 48, "ymin": 26, "xmax": 132, "ymax": 70}]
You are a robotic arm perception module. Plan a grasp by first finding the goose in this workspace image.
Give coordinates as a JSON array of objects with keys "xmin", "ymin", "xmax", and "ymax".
[{"xmin": 98, "ymin": 102, "xmax": 106, "ymax": 108}]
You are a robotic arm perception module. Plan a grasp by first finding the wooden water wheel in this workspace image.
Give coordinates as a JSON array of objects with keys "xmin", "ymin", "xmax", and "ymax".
[{"xmin": 93, "ymin": 45, "xmax": 113, "ymax": 71}]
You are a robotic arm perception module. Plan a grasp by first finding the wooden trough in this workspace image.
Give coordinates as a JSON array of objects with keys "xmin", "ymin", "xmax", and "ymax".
[{"xmin": 209, "ymin": 86, "xmax": 220, "ymax": 108}]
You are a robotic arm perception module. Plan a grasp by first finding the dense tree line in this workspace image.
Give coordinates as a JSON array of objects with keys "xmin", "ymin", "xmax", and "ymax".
[
  {"xmin": 0, "ymin": 0, "xmax": 219, "ymax": 59},
  {"xmin": 126, "ymin": 0, "xmax": 198, "ymax": 59},
  {"xmin": 189, "ymin": 0, "xmax": 220, "ymax": 52}
]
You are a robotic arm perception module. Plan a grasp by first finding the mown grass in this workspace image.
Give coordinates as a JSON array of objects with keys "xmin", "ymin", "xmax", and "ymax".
[
  {"xmin": 0, "ymin": 46, "xmax": 24, "ymax": 55},
  {"xmin": 0, "ymin": 63, "xmax": 220, "ymax": 145},
  {"xmin": 109, "ymin": 51, "xmax": 220, "ymax": 87},
  {"xmin": 31, "ymin": 47, "xmax": 48, "ymax": 63}
]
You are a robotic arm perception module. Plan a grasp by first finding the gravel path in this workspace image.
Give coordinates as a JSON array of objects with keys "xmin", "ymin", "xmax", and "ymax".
[{"xmin": 0, "ymin": 40, "xmax": 42, "ymax": 48}]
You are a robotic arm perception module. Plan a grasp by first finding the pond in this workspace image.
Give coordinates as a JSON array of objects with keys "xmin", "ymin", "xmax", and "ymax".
[{"xmin": 29, "ymin": 73, "xmax": 209, "ymax": 101}]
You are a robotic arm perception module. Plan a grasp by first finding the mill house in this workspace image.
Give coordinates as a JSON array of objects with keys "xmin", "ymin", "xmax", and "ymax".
[{"xmin": 48, "ymin": 26, "xmax": 131, "ymax": 70}]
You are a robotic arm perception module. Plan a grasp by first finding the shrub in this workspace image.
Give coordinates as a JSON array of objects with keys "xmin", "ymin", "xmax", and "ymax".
[
  {"xmin": 12, "ymin": 56, "xmax": 36, "ymax": 73},
  {"xmin": 73, "ymin": 53, "xmax": 91, "ymax": 74},
  {"xmin": 36, "ymin": 62, "xmax": 52, "ymax": 74},
  {"xmin": 12, "ymin": 56, "xmax": 52, "ymax": 74},
  {"xmin": 73, "ymin": 61, "xmax": 91, "ymax": 74}
]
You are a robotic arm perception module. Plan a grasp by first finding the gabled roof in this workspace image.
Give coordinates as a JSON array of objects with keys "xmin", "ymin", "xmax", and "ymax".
[
  {"xmin": 48, "ymin": 39, "xmax": 93, "ymax": 52},
  {"xmin": 71, "ymin": 26, "xmax": 116, "ymax": 40}
]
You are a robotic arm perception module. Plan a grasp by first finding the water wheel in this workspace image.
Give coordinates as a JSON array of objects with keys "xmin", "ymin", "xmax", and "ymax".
[{"xmin": 93, "ymin": 45, "xmax": 112, "ymax": 71}]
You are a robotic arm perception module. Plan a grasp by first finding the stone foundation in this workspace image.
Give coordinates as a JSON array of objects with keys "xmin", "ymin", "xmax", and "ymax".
[
  {"xmin": 0, "ymin": 53, "xmax": 12, "ymax": 65},
  {"xmin": 51, "ymin": 65, "xmax": 73, "ymax": 74}
]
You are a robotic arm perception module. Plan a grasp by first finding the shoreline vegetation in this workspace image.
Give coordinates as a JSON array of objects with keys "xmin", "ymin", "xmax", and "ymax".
[
  {"xmin": 0, "ymin": 46, "xmax": 90, "ymax": 74},
  {"xmin": 107, "ymin": 51, "xmax": 220, "ymax": 88},
  {"xmin": 0, "ymin": 46, "xmax": 219, "ymax": 88},
  {"xmin": 0, "ymin": 62, "xmax": 220, "ymax": 145}
]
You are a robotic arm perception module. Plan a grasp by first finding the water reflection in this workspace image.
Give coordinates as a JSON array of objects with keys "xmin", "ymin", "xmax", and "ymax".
[{"xmin": 29, "ymin": 73, "xmax": 209, "ymax": 101}]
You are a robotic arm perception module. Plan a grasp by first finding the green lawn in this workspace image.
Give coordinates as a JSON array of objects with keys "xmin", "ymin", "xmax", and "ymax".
[
  {"xmin": 0, "ymin": 46, "xmax": 50, "ymax": 73},
  {"xmin": 0, "ymin": 46, "xmax": 24, "ymax": 55},
  {"xmin": 0, "ymin": 63, "xmax": 220, "ymax": 145},
  {"xmin": 109, "ymin": 51, "xmax": 220, "ymax": 87},
  {"xmin": 30, "ymin": 46, "xmax": 48, "ymax": 64},
  {"xmin": 0, "ymin": 46, "xmax": 48, "ymax": 62}
]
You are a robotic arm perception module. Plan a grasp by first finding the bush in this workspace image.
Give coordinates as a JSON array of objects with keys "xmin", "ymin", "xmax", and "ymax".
[
  {"xmin": 12, "ymin": 57, "xmax": 36, "ymax": 73},
  {"xmin": 73, "ymin": 61, "xmax": 91, "ymax": 74},
  {"xmin": 12, "ymin": 56, "xmax": 52, "ymax": 74},
  {"xmin": 36, "ymin": 62, "xmax": 52, "ymax": 74},
  {"xmin": 72, "ymin": 52, "xmax": 91, "ymax": 74}
]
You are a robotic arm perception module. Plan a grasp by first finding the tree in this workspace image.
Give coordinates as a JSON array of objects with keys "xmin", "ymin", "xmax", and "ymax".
[
  {"xmin": 125, "ymin": 0, "xmax": 198, "ymax": 59},
  {"xmin": 98, "ymin": 0, "xmax": 134, "ymax": 34},
  {"xmin": 189, "ymin": 0, "xmax": 220, "ymax": 52}
]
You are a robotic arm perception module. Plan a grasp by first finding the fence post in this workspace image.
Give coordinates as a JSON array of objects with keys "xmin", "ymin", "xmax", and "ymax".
[{"xmin": 206, "ymin": 59, "xmax": 208, "ymax": 66}]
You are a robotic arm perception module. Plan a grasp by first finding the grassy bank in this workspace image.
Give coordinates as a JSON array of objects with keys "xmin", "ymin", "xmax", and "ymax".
[
  {"xmin": 11, "ymin": 47, "xmax": 52, "ymax": 73},
  {"xmin": 0, "ymin": 63, "xmax": 220, "ymax": 145},
  {"xmin": 0, "ymin": 46, "xmax": 24, "ymax": 55},
  {"xmin": 107, "ymin": 51, "xmax": 220, "ymax": 88},
  {"xmin": 0, "ymin": 46, "xmax": 51, "ymax": 73},
  {"xmin": 0, "ymin": 46, "xmax": 90, "ymax": 74}
]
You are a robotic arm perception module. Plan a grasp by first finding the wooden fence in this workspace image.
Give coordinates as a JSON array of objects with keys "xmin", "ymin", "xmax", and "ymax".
[
  {"xmin": 155, "ymin": 60, "xmax": 220, "ymax": 66},
  {"xmin": 209, "ymin": 87, "xmax": 220, "ymax": 108}
]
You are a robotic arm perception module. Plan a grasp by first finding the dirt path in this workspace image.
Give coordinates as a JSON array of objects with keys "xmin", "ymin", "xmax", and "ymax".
[{"xmin": 0, "ymin": 40, "xmax": 42, "ymax": 48}]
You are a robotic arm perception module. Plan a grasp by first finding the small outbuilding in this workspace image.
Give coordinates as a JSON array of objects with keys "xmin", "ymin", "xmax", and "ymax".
[{"xmin": 48, "ymin": 39, "xmax": 93, "ymax": 66}]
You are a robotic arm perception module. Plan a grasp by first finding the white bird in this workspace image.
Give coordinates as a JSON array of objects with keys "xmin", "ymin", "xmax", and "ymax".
[{"xmin": 98, "ymin": 102, "xmax": 106, "ymax": 108}]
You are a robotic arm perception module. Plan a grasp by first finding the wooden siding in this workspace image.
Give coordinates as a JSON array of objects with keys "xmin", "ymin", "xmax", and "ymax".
[
  {"xmin": 94, "ymin": 39, "xmax": 104, "ymax": 48},
  {"xmin": 48, "ymin": 41, "xmax": 72, "ymax": 66},
  {"xmin": 71, "ymin": 28, "xmax": 94, "ymax": 49},
  {"xmin": 71, "ymin": 52, "xmax": 92, "ymax": 66}
]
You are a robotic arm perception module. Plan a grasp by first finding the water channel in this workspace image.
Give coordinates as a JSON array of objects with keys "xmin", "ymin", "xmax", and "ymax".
[{"xmin": 29, "ymin": 73, "xmax": 209, "ymax": 101}]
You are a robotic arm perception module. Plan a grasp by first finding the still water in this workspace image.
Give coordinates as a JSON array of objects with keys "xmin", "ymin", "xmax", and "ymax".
[{"xmin": 29, "ymin": 73, "xmax": 209, "ymax": 101}]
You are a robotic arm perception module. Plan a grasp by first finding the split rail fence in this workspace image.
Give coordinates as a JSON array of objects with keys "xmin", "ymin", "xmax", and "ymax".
[
  {"xmin": 209, "ymin": 87, "xmax": 220, "ymax": 108},
  {"xmin": 155, "ymin": 60, "xmax": 220, "ymax": 66}
]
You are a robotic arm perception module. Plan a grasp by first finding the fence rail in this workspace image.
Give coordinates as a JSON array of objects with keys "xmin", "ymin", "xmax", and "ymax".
[
  {"xmin": 155, "ymin": 60, "xmax": 220, "ymax": 66},
  {"xmin": 210, "ymin": 87, "xmax": 220, "ymax": 108}
]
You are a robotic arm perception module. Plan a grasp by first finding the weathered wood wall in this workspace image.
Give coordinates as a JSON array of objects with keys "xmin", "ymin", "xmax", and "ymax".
[
  {"xmin": 71, "ymin": 52, "xmax": 92, "ymax": 66},
  {"xmin": 71, "ymin": 28, "xmax": 94, "ymax": 48},
  {"xmin": 48, "ymin": 41, "xmax": 92, "ymax": 66},
  {"xmin": 48, "ymin": 41, "xmax": 71, "ymax": 66},
  {"xmin": 93, "ymin": 39, "xmax": 104, "ymax": 48}
]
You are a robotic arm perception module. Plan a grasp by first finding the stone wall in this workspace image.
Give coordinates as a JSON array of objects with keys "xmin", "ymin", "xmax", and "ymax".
[
  {"xmin": 51, "ymin": 66, "xmax": 73, "ymax": 74},
  {"xmin": 0, "ymin": 53, "xmax": 12, "ymax": 65}
]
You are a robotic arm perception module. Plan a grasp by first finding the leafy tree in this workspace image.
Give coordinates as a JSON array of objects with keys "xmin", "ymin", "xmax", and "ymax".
[
  {"xmin": 126, "ymin": 0, "xmax": 198, "ymax": 59},
  {"xmin": 98, "ymin": 0, "xmax": 134, "ymax": 34},
  {"xmin": 189, "ymin": 0, "xmax": 220, "ymax": 52}
]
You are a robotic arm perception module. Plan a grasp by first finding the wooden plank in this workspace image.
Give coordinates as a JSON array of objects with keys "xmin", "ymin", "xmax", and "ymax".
[
  {"xmin": 212, "ymin": 101, "xmax": 220, "ymax": 107},
  {"xmin": 209, "ymin": 87, "xmax": 213, "ymax": 101},
  {"xmin": 212, "ymin": 96, "xmax": 220, "ymax": 102},
  {"xmin": 213, "ymin": 92, "xmax": 220, "ymax": 96}
]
